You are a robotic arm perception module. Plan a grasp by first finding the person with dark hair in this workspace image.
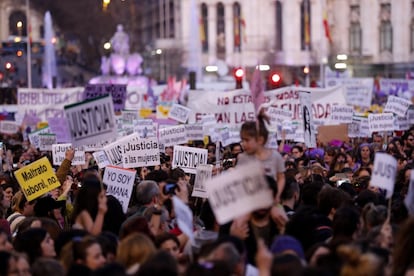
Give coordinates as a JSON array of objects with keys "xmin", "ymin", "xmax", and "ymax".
[
  {"xmin": 102, "ymin": 195, "xmax": 126, "ymax": 235},
  {"xmin": 392, "ymin": 217, "xmax": 414, "ymax": 276},
  {"xmin": 7, "ymin": 191, "xmax": 35, "ymax": 234},
  {"xmin": 13, "ymin": 227, "xmax": 56, "ymax": 264},
  {"xmin": 32, "ymin": 257, "xmax": 65, "ymax": 276},
  {"xmin": 330, "ymin": 205, "xmax": 360, "ymax": 246},
  {"xmin": 70, "ymin": 235, "xmax": 106, "ymax": 271},
  {"xmin": 155, "ymin": 232, "xmax": 181, "ymax": 259},
  {"xmin": 0, "ymin": 251, "xmax": 17, "ymax": 276},
  {"xmin": 281, "ymin": 178, "xmax": 300, "ymax": 218},
  {"xmin": 71, "ymin": 175, "xmax": 107, "ymax": 235},
  {"xmin": 291, "ymin": 145, "xmax": 304, "ymax": 160},
  {"xmin": 318, "ymin": 185, "xmax": 351, "ymax": 221},
  {"xmin": 0, "ymin": 228, "xmax": 12, "ymax": 251}
]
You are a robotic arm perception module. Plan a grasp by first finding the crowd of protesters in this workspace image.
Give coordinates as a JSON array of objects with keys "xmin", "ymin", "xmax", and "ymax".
[{"xmin": 0, "ymin": 116, "xmax": 414, "ymax": 276}]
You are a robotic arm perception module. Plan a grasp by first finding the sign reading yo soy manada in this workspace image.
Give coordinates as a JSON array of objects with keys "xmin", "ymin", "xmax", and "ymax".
[
  {"xmin": 64, "ymin": 95, "xmax": 117, "ymax": 147},
  {"xmin": 14, "ymin": 157, "xmax": 61, "ymax": 201}
]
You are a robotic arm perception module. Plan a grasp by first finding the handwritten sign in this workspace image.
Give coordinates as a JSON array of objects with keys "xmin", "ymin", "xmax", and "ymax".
[
  {"xmin": 205, "ymin": 161, "xmax": 273, "ymax": 224},
  {"xmin": 103, "ymin": 166, "xmax": 136, "ymax": 213},
  {"xmin": 14, "ymin": 157, "xmax": 61, "ymax": 201},
  {"xmin": 370, "ymin": 153, "xmax": 397, "ymax": 199},
  {"xmin": 172, "ymin": 145, "xmax": 208, "ymax": 174},
  {"xmin": 64, "ymin": 95, "xmax": 117, "ymax": 146}
]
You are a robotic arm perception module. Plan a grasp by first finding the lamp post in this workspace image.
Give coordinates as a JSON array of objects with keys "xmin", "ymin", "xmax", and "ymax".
[{"xmin": 26, "ymin": 0, "xmax": 32, "ymax": 88}]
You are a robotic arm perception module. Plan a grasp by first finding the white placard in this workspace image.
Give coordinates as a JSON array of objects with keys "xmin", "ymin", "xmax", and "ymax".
[
  {"xmin": 383, "ymin": 95, "xmax": 412, "ymax": 117},
  {"xmin": 172, "ymin": 145, "xmax": 208, "ymax": 174},
  {"xmin": 0, "ymin": 121, "xmax": 19, "ymax": 134},
  {"xmin": 121, "ymin": 137, "xmax": 160, "ymax": 168},
  {"xmin": 92, "ymin": 151, "xmax": 111, "ymax": 169},
  {"xmin": 408, "ymin": 109, "xmax": 414, "ymax": 124},
  {"xmin": 192, "ymin": 164, "xmax": 213, "ymax": 198},
  {"xmin": 64, "ymin": 95, "xmax": 117, "ymax": 146},
  {"xmin": 168, "ymin": 104, "xmax": 192, "ymax": 123},
  {"xmin": 185, "ymin": 124, "xmax": 204, "ymax": 141},
  {"xmin": 299, "ymin": 91, "xmax": 316, "ymax": 148},
  {"xmin": 158, "ymin": 125, "xmax": 187, "ymax": 147},
  {"xmin": 266, "ymin": 107, "xmax": 293, "ymax": 131},
  {"xmin": 370, "ymin": 153, "xmax": 397, "ymax": 199},
  {"xmin": 396, "ymin": 116, "xmax": 410, "ymax": 131},
  {"xmin": 28, "ymin": 127, "xmax": 50, "ymax": 149},
  {"xmin": 348, "ymin": 120, "xmax": 360, "ymax": 138},
  {"xmin": 103, "ymin": 133, "xmax": 140, "ymax": 167},
  {"xmin": 39, "ymin": 134, "xmax": 57, "ymax": 151},
  {"xmin": 206, "ymin": 161, "xmax": 273, "ymax": 225},
  {"xmin": 52, "ymin": 143, "xmax": 86, "ymax": 166},
  {"xmin": 330, "ymin": 105, "xmax": 353, "ymax": 124},
  {"xmin": 404, "ymin": 171, "xmax": 414, "ymax": 215},
  {"xmin": 172, "ymin": 196, "xmax": 194, "ymax": 242},
  {"xmin": 122, "ymin": 110, "xmax": 139, "ymax": 124},
  {"xmin": 134, "ymin": 119, "xmax": 156, "ymax": 138},
  {"xmin": 103, "ymin": 166, "xmax": 137, "ymax": 213},
  {"xmin": 368, "ymin": 113, "xmax": 395, "ymax": 133}
]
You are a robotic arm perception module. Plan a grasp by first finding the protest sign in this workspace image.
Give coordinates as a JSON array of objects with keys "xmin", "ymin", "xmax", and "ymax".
[
  {"xmin": 368, "ymin": 113, "xmax": 395, "ymax": 133},
  {"xmin": 121, "ymin": 137, "xmax": 160, "ymax": 168},
  {"xmin": 185, "ymin": 124, "xmax": 204, "ymax": 141},
  {"xmin": 64, "ymin": 95, "xmax": 117, "ymax": 146},
  {"xmin": 326, "ymin": 78, "xmax": 373, "ymax": 108},
  {"xmin": 168, "ymin": 104, "xmax": 192, "ymax": 123},
  {"xmin": 330, "ymin": 105, "xmax": 353, "ymax": 124},
  {"xmin": 376, "ymin": 78, "xmax": 414, "ymax": 106},
  {"xmin": 172, "ymin": 145, "xmax": 208, "ymax": 174},
  {"xmin": 383, "ymin": 95, "xmax": 412, "ymax": 117},
  {"xmin": 134, "ymin": 119, "xmax": 156, "ymax": 138},
  {"xmin": 92, "ymin": 151, "xmax": 111, "ymax": 169},
  {"xmin": 39, "ymin": 134, "xmax": 57, "ymax": 151},
  {"xmin": 52, "ymin": 144, "xmax": 86, "ymax": 166},
  {"xmin": 205, "ymin": 161, "xmax": 273, "ymax": 224},
  {"xmin": 370, "ymin": 153, "xmax": 397, "ymax": 199},
  {"xmin": 18, "ymin": 87, "xmax": 84, "ymax": 121},
  {"xmin": 103, "ymin": 133, "xmax": 140, "ymax": 167},
  {"xmin": 14, "ymin": 157, "xmax": 61, "ymax": 201},
  {"xmin": 28, "ymin": 127, "xmax": 50, "ymax": 149},
  {"xmin": 159, "ymin": 125, "xmax": 187, "ymax": 147},
  {"xmin": 0, "ymin": 120, "xmax": 19, "ymax": 135},
  {"xmin": 103, "ymin": 166, "xmax": 136, "ymax": 213},
  {"xmin": 266, "ymin": 107, "xmax": 293, "ymax": 131},
  {"xmin": 404, "ymin": 171, "xmax": 414, "ymax": 215},
  {"xmin": 47, "ymin": 117, "xmax": 72, "ymax": 143},
  {"xmin": 395, "ymin": 116, "xmax": 410, "ymax": 131},
  {"xmin": 299, "ymin": 91, "xmax": 317, "ymax": 148},
  {"xmin": 172, "ymin": 196, "xmax": 194, "ymax": 242},
  {"xmin": 83, "ymin": 84, "xmax": 127, "ymax": 112},
  {"xmin": 121, "ymin": 110, "xmax": 139, "ymax": 124},
  {"xmin": 192, "ymin": 164, "xmax": 213, "ymax": 198}
]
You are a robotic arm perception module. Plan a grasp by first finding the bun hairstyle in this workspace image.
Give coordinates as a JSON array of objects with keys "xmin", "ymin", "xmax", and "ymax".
[
  {"xmin": 240, "ymin": 108, "xmax": 270, "ymax": 144},
  {"xmin": 337, "ymin": 245, "xmax": 382, "ymax": 276}
]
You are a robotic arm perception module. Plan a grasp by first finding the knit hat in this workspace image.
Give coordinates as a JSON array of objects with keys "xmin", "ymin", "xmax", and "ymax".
[{"xmin": 270, "ymin": 235, "xmax": 305, "ymax": 260}]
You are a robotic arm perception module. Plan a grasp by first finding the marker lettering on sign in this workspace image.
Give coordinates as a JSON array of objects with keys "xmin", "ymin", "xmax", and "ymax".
[{"xmin": 373, "ymin": 161, "xmax": 396, "ymax": 179}]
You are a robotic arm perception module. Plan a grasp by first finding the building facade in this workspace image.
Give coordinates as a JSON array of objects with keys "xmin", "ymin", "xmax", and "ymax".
[{"xmin": 137, "ymin": 0, "xmax": 414, "ymax": 83}]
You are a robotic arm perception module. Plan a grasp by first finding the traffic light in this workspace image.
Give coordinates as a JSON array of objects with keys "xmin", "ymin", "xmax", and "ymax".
[
  {"xmin": 267, "ymin": 72, "xmax": 281, "ymax": 89},
  {"xmin": 5, "ymin": 62, "xmax": 12, "ymax": 71},
  {"xmin": 234, "ymin": 67, "xmax": 244, "ymax": 89}
]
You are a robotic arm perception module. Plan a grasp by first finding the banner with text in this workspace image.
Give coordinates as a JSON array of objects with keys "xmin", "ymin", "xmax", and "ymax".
[
  {"xmin": 103, "ymin": 133, "xmax": 140, "ymax": 167},
  {"xmin": 0, "ymin": 120, "xmax": 19, "ymax": 135},
  {"xmin": 368, "ymin": 113, "xmax": 395, "ymax": 133},
  {"xmin": 83, "ymin": 84, "xmax": 127, "ymax": 112},
  {"xmin": 168, "ymin": 103, "xmax": 192, "ymax": 123},
  {"xmin": 52, "ymin": 143, "xmax": 86, "ymax": 166},
  {"xmin": 159, "ymin": 125, "xmax": 187, "ymax": 147},
  {"xmin": 383, "ymin": 95, "xmax": 412, "ymax": 117},
  {"xmin": 370, "ymin": 153, "xmax": 397, "ymax": 199},
  {"xmin": 326, "ymin": 78, "xmax": 373, "ymax": 108},
  {"xmin": 121, "ymin": 137, "xmax": 160, "ymax": 168},
  {"xmin": 92, "ymin": 151, "xmax": 111, "ymax": 169}
]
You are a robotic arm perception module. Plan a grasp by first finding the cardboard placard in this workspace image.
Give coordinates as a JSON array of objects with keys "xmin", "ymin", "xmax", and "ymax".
[
  {"xmin": 103, "ymin": 166, "xmax": 136, "ymax": 213},
  {"xmin": 172, "ymin": 145, "xmax": 208, "ymax": 174}
]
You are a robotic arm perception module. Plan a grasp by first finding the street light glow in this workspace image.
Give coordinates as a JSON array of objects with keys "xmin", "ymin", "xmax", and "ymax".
[
  {"xmin": 5, "ymin": 62, "xmax": 12, "ymax": 70},
  {"xmin": 334, "ymin": 62, "xmax": 347, "ymax": 70},
  {"xmin": 205, "ymin": 65, "xmax": 218, "ymax": 72},
  {"xmin": 337, "ymin": 54, "xmax": 348, "ymax": 61},
  {"xmin": 104, "ymin": 42, "xmax": 111, "ymax": 50},
  {"xmin": 155, "ymin": 49, "xmax": 162, "ymax": 55},
  {"xmin": 14, "ymin": 37, "xmax": 21, "ymax": 43},
  {"xmin": 256, "ymin": 64, "xmax": 270, "ymax": 71},
  {"xmin": 17, "ymin": 21, "xmax": 23, "ymax": 28}
]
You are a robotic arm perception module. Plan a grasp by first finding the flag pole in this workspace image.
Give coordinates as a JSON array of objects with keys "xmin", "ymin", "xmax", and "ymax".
[
  {"xmin": 26, "ymin": 0, "xmax": 32, "ymax": 88},
  {"xmin": 304, "ymin": 0, "xmax": 310, "ymax": 87}
]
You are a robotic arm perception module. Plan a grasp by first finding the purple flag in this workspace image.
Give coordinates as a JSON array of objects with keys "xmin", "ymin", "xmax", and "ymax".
[{"xmin": 250, "ymin": 68, "xmax": 264, "ymax": 114}]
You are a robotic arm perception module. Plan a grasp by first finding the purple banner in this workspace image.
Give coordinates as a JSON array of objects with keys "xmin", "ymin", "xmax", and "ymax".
[
  {"xmin": 47, "ymin": 117, "xmax": 72, "ymax": 143},
  {"xmin": 83, "ymin": 84, "xmax": 127, "ymax": 112}
]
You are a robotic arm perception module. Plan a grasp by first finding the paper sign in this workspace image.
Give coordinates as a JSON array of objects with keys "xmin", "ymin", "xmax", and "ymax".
[
  {"xmin": 370, "ymin": 153, "xmax": 397, "ymax": 199},
  {"xmin": 47, "ymin": 117, "xmax": 72, "ymax": 143},
  {"xmin": 205, "ymin": 161, "xmax": 273, "ymax": 224},
  {"xmin": 368, "ymin": 113, "xmax": 395, "ymax": 133},
  {"xmin": 404, "ymin": 171, "xmax": 414, "ymax": 215},
  {"xmin": 134, "ymin": 119, "xmax": 156, "ymax": 138},
  {"xmin": 122, "ymin": 110, "xmax": 139, "ymax": 124},
  {"xmin": 185, "ymin": 124, "xmax": 204, "ymax": 141},
  {"xmin": 103, "ymin": 166, "xmax": 136, "ymax": 213},
  {"xmin": 330, "ymin": 105, "xmax": 353, "ymax": 124},
  {"xmin": 64, "ymin": 95, "xmax": 117, "ymax": 146},
  {"xmin": 103, "ymin": 133, "xmax": 140, "ymax": 167},
  {"xmin": 172, "ymin": 196, "xmax": 194, "ymax": 242},
  {"xmin": 121, "ymin": 137, "xmax": 160, "ymax": 168},
  {"xmin": 0, "ymin": 120, "xmax": 19, "ymax": 134},
  {"xmin": 14, "ymin": 157, "xmax": 61, "ymax": 201},
  {"xmin": 408, "ymin": 109, "xmax": 414, "ymax": 124},
  {"xmin": 92, "ymin": 151, "xmax": 111, "ymax": 169},
  {"xmin": 52, "ymin": 144, "xmax": 86, "ymax": 166},
  {"xmin": 266, "ymin": 107, "xmax": 293, "ymax": 131},
  {"xmin": 396, "ymin": 116, "xmax": 410, "ymax": 131},
  {"xmin": 299, "ymin": 91, "xmax": 317, "ymax": 148},
  {"xmin": 159, "ymin": 125, "xmax": 187, "ymax": 147},
  {"xmin": 28, "ymin": 127, "xmax": 50, "ymax": 149},
  {"xmin": 39, "ymin": 133, "xmax": 57, "ymax": 151},
  {"xmin": 192, "ymin": 164, "xmax": 213, "ymax": 198},
  {"xmin": 168, "ymin": 104, "xmax": 192, "ymax": 123},
  {"xmin": 172, "ymin": 145, "xmax": 208, "ymax": 174},
  {"xmin": 383, "ymin": 95, "xmax": 412, "ymax": 117}
]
